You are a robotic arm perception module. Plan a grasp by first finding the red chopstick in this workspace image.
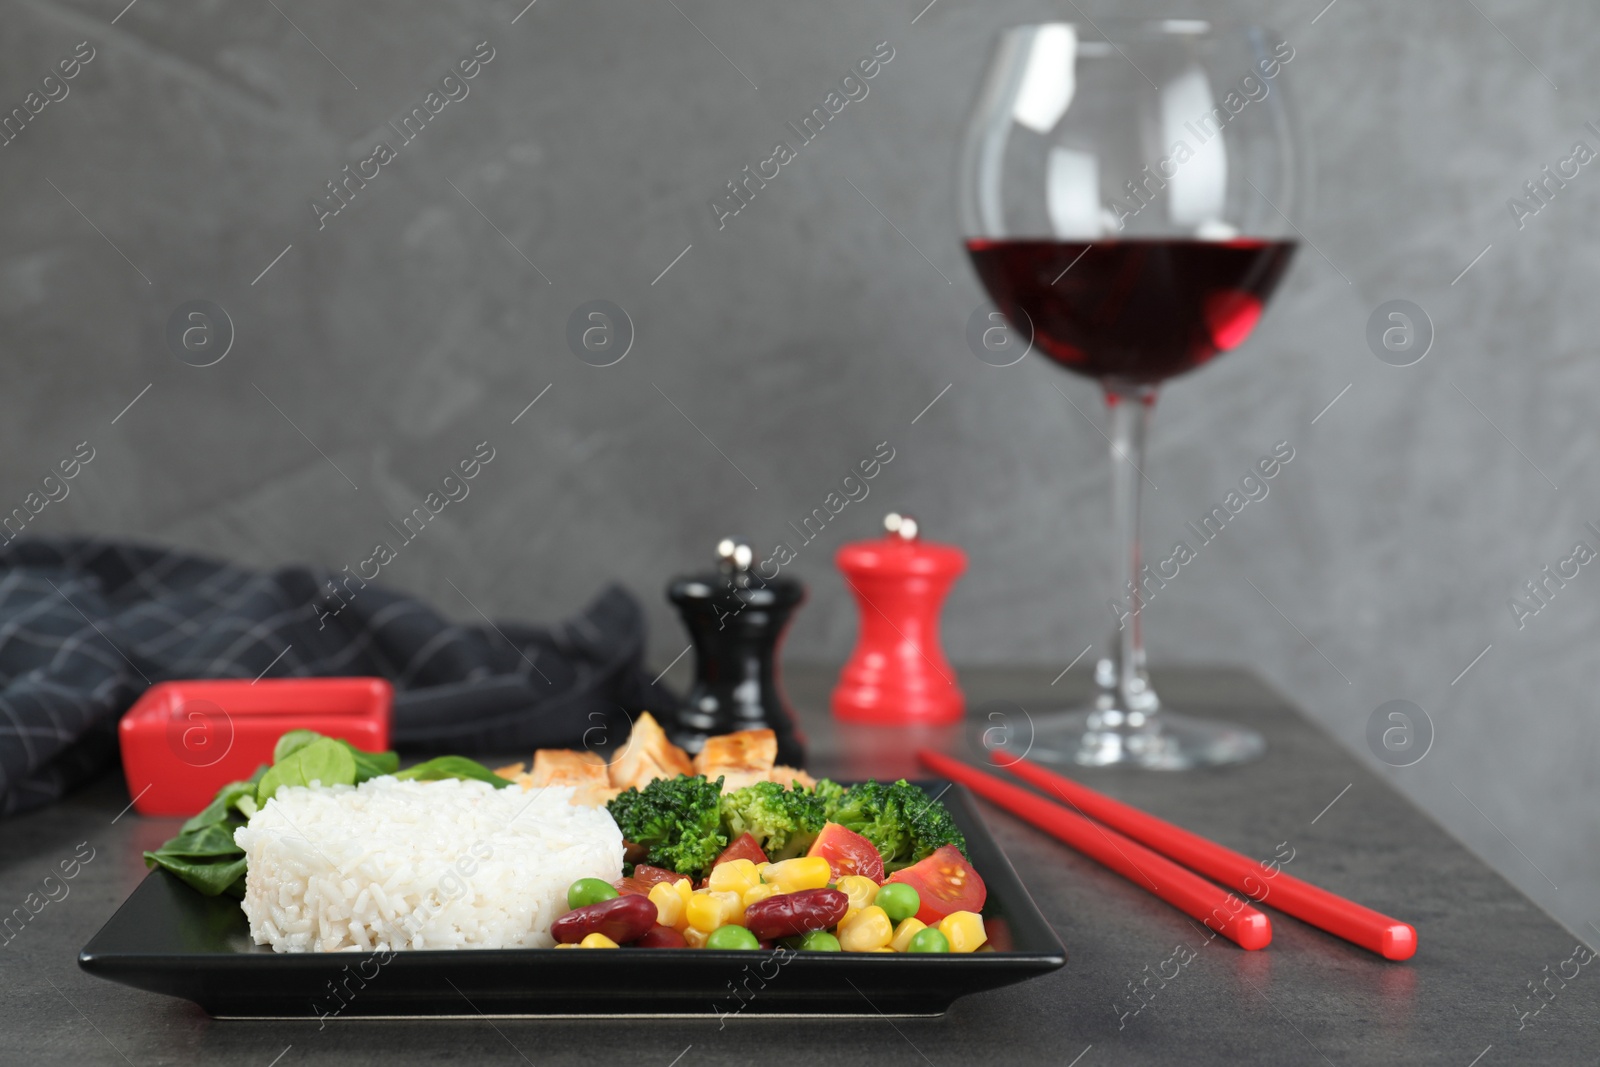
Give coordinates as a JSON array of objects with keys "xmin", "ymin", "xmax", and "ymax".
[
  {"xmin": 999, "ymin": 755, "xmax": 1416, "ymax": 961},
  {"xmin": 917, "ymin": 749, "xmax": 1271, "ymax": 950}
]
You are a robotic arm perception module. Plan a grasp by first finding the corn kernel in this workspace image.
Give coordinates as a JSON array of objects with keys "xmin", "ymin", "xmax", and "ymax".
[
  {"xmin": 890, "ymin": 917, "xmax": 927, "ymax": 953},
  {"xmin": 755, "ymin": 861, "xmax": 772, "ymax": 878},
  {"xmin": 554, "ymin": 942, "xmax": 578, "ymax": 949},
  {"xmin": 686, "ymin": 891, "xmax": 742, "ymax": 933},
  {"xmin": 839, "ymin": 905, "xmax": 859, "ymax": 930},
  {"xmin": 742, "ymin": 883, "xmax": 779, "ymax": 909},
  {"xmin": 668, "ymin": 880, "xmax": 694, "ymax": 930},
  {"xmin": 683, "ymin": 926, "xmax": 710, "ymax": 948},
  {"xmin": 763, "ymin": 856, "xmax": 831, "ymax": 893},
  {"xmin": 836, "ymin": 875, "xmax": 879, "ymax": 910},
  {"xmin": 838, "ymin": 905, "xmax": 893, "ymax": 951},
  {"xmin": 938, "ymin": 911, "xmax": 987, "ymax": 953},
  {"xmin": 708, "ymin": 858, "xmax": 761, "ymax": 896},
  {"xmin": 686, "ymin": 892, "xmax": 720, "ymax": 933},
  {"xmin": 649, "ymin": 881, "xmax": 685, "ymax": 929},
  {"xmin": 691, "ymin": 895, "xmax": 729, "ymax": 934},
  {"xmin": 579, "ymin": 932, "xmax": 619, "ymax": 948}
]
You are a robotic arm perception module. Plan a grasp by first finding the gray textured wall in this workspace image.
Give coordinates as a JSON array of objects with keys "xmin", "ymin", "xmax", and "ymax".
[{"xmin": 5, "ymin": 0, "xmax": 1597, "ymax": 940}]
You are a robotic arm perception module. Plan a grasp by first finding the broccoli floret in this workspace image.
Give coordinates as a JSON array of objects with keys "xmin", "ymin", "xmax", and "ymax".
[
  {"xmin": 812, "ymin": 778, "xmax": 966, "ymax": 872},
  {"xmin": 811, "ymin": 778, "xmax": 848, "ymax": 811},
  {"xmin": 721, "ymin": 781, "xmax": 826, "ymax": 859},
  {"xmin": 606, "ymin": 774, "xmax": 727, "ymax": 879},
  {"xmin": 895, "ymin": 781, "xmax": 967, "ymax": 871},
  {"xmin": 819, "ymin": 779, "xmax": 913, "ymax": 866}
]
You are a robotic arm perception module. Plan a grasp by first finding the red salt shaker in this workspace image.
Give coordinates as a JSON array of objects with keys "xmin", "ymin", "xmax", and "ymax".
[{"xmin": 832, "ymin": 513, "xmax": 967, "ymax": 725}]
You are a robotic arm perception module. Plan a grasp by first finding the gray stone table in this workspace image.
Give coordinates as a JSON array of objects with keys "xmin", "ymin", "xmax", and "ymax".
[{"xmin": 3, "ymin": 666, "xmax": 1594, "ymax": 1065}]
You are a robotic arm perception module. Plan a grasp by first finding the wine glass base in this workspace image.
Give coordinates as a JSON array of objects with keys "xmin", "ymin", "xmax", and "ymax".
[{"xmin": 1000, "ymin": 708, "xmax": 1265, "ymax": 770}]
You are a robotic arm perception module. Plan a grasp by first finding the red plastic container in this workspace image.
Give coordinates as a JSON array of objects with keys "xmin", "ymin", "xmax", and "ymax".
[{"xmin": 118, "ymin": 678, "xmax": 393, "ymax": 817}]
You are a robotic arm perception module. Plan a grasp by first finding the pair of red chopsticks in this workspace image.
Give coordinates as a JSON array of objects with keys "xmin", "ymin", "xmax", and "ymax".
[{"xmin": 916, "ymin": 749, "xmax": 1416, "ymax": 960}]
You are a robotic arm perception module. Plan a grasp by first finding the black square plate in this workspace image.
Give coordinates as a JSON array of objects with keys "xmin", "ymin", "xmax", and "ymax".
[{"xmin": 79, "ymin": 780, "xmax": 1065, "ymax": 1018}]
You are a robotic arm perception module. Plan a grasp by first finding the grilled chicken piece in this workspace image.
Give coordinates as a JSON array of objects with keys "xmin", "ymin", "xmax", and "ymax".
[
  {"xmin": 768, "ymin": 765, "xmax": 816, "ymax": 790},
  {"xmin": 692, "ymin": 728, "xmax": 780, "ymax": 791},
  {"xmin": 530, "ymin": 748, "xmax": 607, "ymax": 786},
  {"xmin": 693, "ymin": 729, "xmax": 777, "ymax": 776},
  {"xmin": 707, "ymin": 767, "xmax": 772, "ymax": 790},
  {"xmin": 608, "ymin": 711, "xmax": 694, "ymax": 792},
  {"xmin": 530, "ymin": 748, "xmax": 618, "ymax": 806},
  {"xmin": 496, "ymin": 751, "xmax": 618, "ymax": 806},
  {"xmin": 503, "ymin": 719, "xmax": 812, "ymax": 800}
]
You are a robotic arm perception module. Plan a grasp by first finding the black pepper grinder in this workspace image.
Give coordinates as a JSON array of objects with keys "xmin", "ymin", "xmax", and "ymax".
[{"xmin": 666, "ymin": 537, "xmax": 806, "ymax": 767}]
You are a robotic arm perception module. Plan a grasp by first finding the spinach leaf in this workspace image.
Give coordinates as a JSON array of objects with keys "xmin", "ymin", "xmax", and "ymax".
[
  {"xmin": 145, "ymin": 850, "xmax": 248, "ymax": 897},
  {"xmin": 147, "ymin": 781, "xmax": 251, "ymax": 897},
  {"xmin": 150, "ymin": 728, "xmax": 503, "ymax": 899},
  {"xmin": 273, "ymin": 729, "xmax": 323, "ymax": 763},
  {"xmin": 256, "ymin": 737, "xmax": 357, "ymax": 805},
  {"xmin": 394, "ymin": 755, "xmax": 513, "ymax": 788},
  {"xmin": 275, "ymin": 731, "xmax": 396, "ymax": 783},
  {"xmin": 180, "ymin": 774, "xmax": 263, "ymax": 833},
  {"xmin": 158, "ymin": 822, "xmax": 245, "ymax": 859},
  {"xmin": 338, "ymin": 740, "xmax": 399, "ymax": 783}
]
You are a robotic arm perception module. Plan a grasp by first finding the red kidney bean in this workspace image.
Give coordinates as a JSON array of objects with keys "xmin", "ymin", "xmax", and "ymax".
[
  {"xmin": 552, "ymin": 893, "xmax": 658, "ymax": 944},
  {"xmin": 742, "ymin": 888, "xmax": 849, "ymax": 942},
  {"xmin": 631, "ymin": 925, "xmax": 688, "ymax": 948}
]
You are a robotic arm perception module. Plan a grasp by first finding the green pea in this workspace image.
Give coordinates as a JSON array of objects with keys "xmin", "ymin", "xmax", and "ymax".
[
  {"xmin": 797, "ymin": 929, "xmax": 841, "ymax": 952},
  {"xmin": 875, "ymin": 882, "xmax": 921, "ymax": 924},
  {"xmin": 567, "ymin": 877, "xmax": 619, "ymax": 910},
  {"xmin": 706, "ymin": 925, "xmax": 761, "ymax": 950},
  {"xmin": 907, "ymin": 928, "xmax": 950, "ymax": 953}
]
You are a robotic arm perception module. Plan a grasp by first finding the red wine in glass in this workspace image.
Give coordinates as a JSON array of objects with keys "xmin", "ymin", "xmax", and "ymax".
[
  {"xmin": 965, "ymin": 238, "xmax": 1298, "ymax": 384},
  {"xmin": 957, "ymin": 20, "xmax": 1307, "ymax": 768}
]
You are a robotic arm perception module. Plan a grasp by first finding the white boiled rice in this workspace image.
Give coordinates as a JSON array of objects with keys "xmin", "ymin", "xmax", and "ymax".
[{"xmin": 234, "ymin": 777, "xmax": 623, "ymax": 953}]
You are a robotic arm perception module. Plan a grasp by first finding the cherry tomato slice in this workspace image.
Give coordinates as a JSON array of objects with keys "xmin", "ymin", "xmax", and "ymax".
[
  {"xmin": 807, "ymin": 823, "xmax": 885, "ymax": 883},
  {"xmin": 615, "ymin": 864, "xmax": 685, "ymax": 897},
  {"xmin": 883, "ymin": 845, "xmax": 985, "ymax": 925},
  {"xmin": 714, "ymin": 832, "xmax": 769, "ymax": 868}
]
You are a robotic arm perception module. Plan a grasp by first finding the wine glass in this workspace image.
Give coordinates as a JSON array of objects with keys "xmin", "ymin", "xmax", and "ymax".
[{"xmin": 958, "ymin": 19, "xmax": 1302, "ymax": 768}]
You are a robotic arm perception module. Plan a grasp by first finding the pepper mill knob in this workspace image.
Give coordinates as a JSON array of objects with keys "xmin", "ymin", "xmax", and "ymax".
[
  {"xmin": 883, "ymin": 512, "xmax": 919, "ymax": 541},
  {"xmin": 716, "ymin": 536, "xmax": 755, "ymax": 575},
  {"xmin": 832, "ymin": 513, "xmax": 967, "ymax": 724},
  {"xmin": 666, "ymin": 538, "xmax": 807, "ymax": 765}
]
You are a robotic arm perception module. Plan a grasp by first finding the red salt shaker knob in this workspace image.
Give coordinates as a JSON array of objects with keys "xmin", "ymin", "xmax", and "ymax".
[{"xmin": 832, "ymin": 513, "xmax": 967, "ymax": 724}]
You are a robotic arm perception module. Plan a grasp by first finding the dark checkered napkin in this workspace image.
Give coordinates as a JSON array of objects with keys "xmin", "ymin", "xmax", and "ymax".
[{"xmin": 0, "ymin": 539, "xmax": 663, "ymax": 816}]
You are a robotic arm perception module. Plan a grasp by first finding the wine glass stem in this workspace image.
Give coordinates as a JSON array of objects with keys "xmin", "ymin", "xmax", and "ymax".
[{"xmin": 1100, "ymin": 381, "xmax": 1160, "ymax": 719}]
